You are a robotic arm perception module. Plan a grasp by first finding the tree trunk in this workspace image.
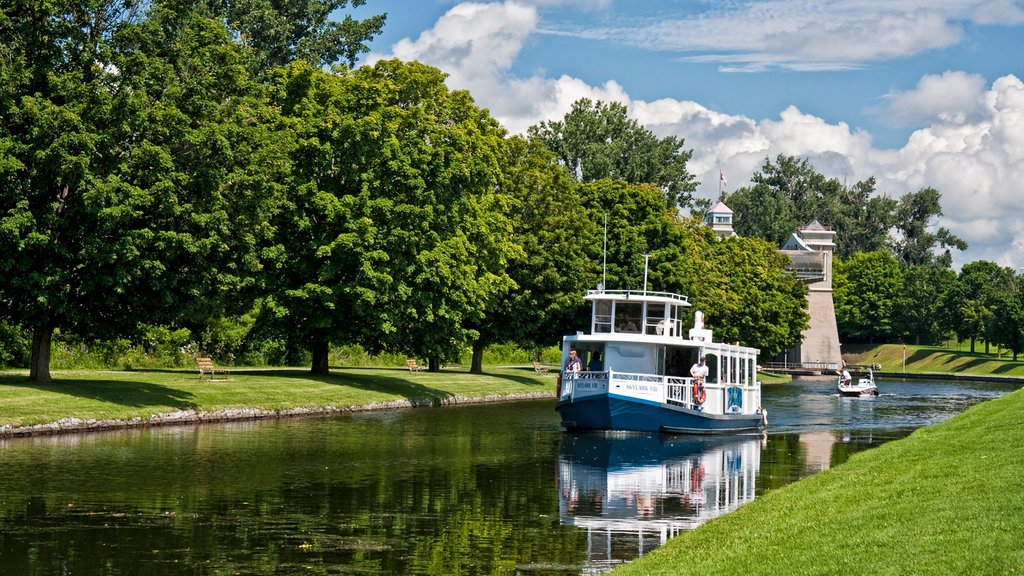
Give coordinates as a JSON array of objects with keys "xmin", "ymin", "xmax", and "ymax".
[
  {"xmin": 985, "ymin": 340, "xmax": 990, "ymax": 355},
  {"xmin": 429, "ymin": 357, "xmax": 441, "ymax": 372},
  {"xmin": 470, "ymin": 339, "xmax": 485, "ymax": 374},
  {"xmin": 970, "ymin": 338, "xmax": 976, "ymax": 353},
  {"xmin": 29, "ymin": 326, "xmax": 53, "ymax": 383},
  {"xmin": 310, "ymin": 339, "xmax": 330, "ymax": 375}
]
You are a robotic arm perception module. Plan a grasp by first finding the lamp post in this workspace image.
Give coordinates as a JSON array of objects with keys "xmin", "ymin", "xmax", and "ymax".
[{"xmin": 902, "ymin": 344, "xmax": 906, "ymax": 374}]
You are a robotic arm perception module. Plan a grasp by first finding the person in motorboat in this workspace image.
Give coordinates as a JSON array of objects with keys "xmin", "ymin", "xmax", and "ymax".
[{"xmin": 839, "ymin": 366, "xmax": 852, "ymax": 388}]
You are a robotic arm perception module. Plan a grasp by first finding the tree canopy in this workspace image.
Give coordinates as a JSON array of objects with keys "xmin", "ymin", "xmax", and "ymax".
[
  {"xmin": 528, "ymin": 99, "xmax": 698, "ymax": 209},
  {"xmin": 264, "ymin": 59, "xmax": 517, "ymax": 373},
  {"xmin": 723, "ymin": 155, "xmax": 963, "ymax": 264},
  {"xmin": 201, "ymin": 0, "xmax": 386, "ymax": 73},
  {"xmin": 0, "ymin": 1, "xmax": 286, "ymax": 381}
]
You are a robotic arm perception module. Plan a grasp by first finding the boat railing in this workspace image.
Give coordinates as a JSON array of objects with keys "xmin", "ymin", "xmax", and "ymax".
[
  {"xmin": 586, "ymin": 289, "xmax": 690, "ymax": 303},
  {"xmin": 560, "ymin": 370, "xmax": 760, "ymax": 414}
]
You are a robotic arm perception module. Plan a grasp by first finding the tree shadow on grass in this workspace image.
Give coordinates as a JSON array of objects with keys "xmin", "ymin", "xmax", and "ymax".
[
  {"xmin": 240, "ymin": 366, "xmax": 551, "ymax": 405},
  {"xmin": 240, "ymin": 368, "xmax": 460, "ymax": 405},
  {"xmin": 0, "ymin": 374, "xmax": 197, "ymax": 410}
]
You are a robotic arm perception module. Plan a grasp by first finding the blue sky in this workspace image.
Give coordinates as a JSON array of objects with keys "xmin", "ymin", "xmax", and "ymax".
[{"xmin": 350, "ymin": 1, "xmax": 1024, "ymax": 269}]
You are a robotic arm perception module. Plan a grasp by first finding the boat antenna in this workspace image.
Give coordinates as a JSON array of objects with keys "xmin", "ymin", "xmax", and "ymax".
[
  {"xmin": 643, "ymin": 253, "xmax": 651, "ymax": 295},
  {"xmin": 602, "ymin": 213, "xmax": 607, "ymax": 292}
]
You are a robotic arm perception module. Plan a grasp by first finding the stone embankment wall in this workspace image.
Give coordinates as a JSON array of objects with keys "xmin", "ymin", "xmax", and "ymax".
[{"xmin": 0, "ymin": 392, "xmax": 554, "ymax": 438}]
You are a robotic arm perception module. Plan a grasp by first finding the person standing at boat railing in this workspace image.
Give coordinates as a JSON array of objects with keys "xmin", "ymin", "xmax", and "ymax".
[
  {"xmin": 565, "ymin": 349, "xmax": 583, "ymax": 374},
  {"xmin": 587, "ymin": 351, "xmax": 603, "ymax": 371},
  {"xmin": 690, "ymin": 356, "xmax": 708, "ymax": 384}
]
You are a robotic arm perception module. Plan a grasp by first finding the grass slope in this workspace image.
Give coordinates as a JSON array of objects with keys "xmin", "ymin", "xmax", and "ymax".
[
  {"xmin": 0, "ymin": 366, "xmax": 555, "ymax": 429},
  {"xmin": 846, "ymin": 343, "xmax": 1024, "ymax": 377},
  {"xmin": 613, "ymin": 388, "xmax": 1024, "ymax": 575}
]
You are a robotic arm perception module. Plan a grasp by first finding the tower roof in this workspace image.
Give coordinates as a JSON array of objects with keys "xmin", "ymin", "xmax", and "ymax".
[{"xmin": 708, "ymin": 201, "xmax": 733, "ymax": 214}]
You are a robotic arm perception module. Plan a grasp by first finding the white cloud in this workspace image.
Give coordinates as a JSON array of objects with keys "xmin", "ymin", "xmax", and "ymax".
[
  {"xmin": 872, "ymin": 71, "xmax": 987, "ymax": 127},
  {"xmin": 971, "ymin": 0, "xmax": 1024, "ymax": 24},
  {"xmin": 552, "ymin": 3, "xmax": 963, "ymax": 72}
]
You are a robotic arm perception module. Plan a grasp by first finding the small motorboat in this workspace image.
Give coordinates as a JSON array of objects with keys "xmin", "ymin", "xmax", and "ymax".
[{"xmin": 837, "ymin": 365, "xmax": 879, "ymax": 397}]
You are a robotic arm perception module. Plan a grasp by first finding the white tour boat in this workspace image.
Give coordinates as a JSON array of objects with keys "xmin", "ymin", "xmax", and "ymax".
[
  {"xmin": 837, "ymin": 364, "xmax": 879, "ymax": 397},
  {"xmin": 555, "ymin": 289, "xmax": 766, "ymax": 434}
]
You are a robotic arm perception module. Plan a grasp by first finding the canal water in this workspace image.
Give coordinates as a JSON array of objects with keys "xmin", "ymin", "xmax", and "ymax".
[{"xmin": 0, "ymin": 376, "xmax": 1015, "ymax": 575}]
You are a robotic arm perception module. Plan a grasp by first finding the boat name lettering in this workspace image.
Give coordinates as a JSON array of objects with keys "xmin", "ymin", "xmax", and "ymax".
[{"xmin": 625, "ymin": 383, "xmax": 659, "ymax": 392}]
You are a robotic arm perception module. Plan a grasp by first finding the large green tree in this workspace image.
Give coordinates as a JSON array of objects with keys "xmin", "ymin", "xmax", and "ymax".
[
  {"xmin": 528, "ymin": 99, "xmax": 697, "ymax": 209},
  {"xmin": 893, "ymin": 263, "xmax": 957, "ymax": 345},
  {"xmin": 466, "ymin": 137, "xmax": 600, "ymax": 373},
  {"xmin": 266, "ymin": 59, "xmax": 516, "ymax": 373},
  {"xmin": 944, "ymin": 261, "xmax": 1017, "ymax": 353},
  {"xmin": 0, "ymin": 1, "xmax": 285, "ymax": 381},
  {"xmin": 892, "ymin": 187, "xmax": 967, "ymax": 267},
  {"xmin": 834, "ymin": 251, "xmax": 904, "ymax": 342}
]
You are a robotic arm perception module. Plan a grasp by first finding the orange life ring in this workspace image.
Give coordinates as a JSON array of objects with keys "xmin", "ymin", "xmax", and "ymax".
[{"xmin": 692, "ymin": 379, "xmax": 706, "ymax": 405}]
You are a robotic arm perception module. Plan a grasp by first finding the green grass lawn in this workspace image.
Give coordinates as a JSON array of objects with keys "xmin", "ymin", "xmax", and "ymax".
[
  {"xmin": 845, "ymin": 342, "xmax": 1024, "ymax": 377},
  {"xmin": 613, "ymin": 386, "xmax": 1024, "ymax": 575},
  {"xmin": 0, "ymin": 365, "xmax": 555, "ymax": 429}
]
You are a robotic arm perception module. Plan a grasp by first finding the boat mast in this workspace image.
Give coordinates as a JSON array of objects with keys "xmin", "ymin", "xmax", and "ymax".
[
  {"xmin": 643, "ymin": 253, "xmax": 650, "ymax": 295},
  {"xmin": 602, "ymin": 213, "xmax": 608, "ymax": 291}
]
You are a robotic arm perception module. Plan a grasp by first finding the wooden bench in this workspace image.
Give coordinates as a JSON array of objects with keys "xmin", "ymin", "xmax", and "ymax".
[
  {"xmin": 533, "ymin": 361, "xmax": 550, "ymax": 374},
  {"xmin": 406, "ymin": 358, "xmax": 424, "ymax": 372},
  {"xmin": 197, "ymin": 357, "xmax": 229, "ymax": 380}
]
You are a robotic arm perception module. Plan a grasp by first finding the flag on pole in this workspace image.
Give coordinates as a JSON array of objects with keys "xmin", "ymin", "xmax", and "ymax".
[{"xmin": 719, "ymin": 170, "xmax": 728, "ymax": 188}]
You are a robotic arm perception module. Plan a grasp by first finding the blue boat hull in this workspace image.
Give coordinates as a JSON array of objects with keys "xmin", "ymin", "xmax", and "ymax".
[{"xmin": 556, "ymin": 393, "xmax": 764, "ymax": 435}]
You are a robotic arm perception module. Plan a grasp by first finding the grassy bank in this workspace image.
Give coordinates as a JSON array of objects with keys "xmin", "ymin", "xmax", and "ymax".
[
  {"xmin": 844, "ymin": 343, "xmax": 1024, "ymax": 377},
  {"xmin": 613, "ymin": 387, "xmax": 1024, "ymax": 575},
  {"xmin": 0, "ymin": 365, "xmax": 554, "ymax": 432}
]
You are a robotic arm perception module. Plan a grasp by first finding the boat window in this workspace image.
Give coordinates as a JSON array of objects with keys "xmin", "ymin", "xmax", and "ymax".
[
  {"xmin": 645, "ymin": 303, "xmax": 666, "ymax": 335},
  {"xmin": 615, "ymin": 302, "xmax": 642, "ymax": 333},
  {"xmin": 594, "ymin": 300, "xmax": 612, "ymax": 333}
]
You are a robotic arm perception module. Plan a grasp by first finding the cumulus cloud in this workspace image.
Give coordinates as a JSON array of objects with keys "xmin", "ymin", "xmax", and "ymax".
[
  {"xmin": 370, "ymin": 1, "xmax": 1024, "ymax": 268},
  {"xmin": 871, "ymin": 71, "xmax": 988, "ymax": 127}
]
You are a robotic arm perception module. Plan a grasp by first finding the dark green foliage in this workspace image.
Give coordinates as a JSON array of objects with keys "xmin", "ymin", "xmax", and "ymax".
[
  {"xmin": 198, "ymin": 0, "xmax": 386, "ymax": 73},
  {"xmin": 892, "ymin": 187, "xmax": 967, "ymax": 267},
  {"xmin": 266, "ymin": 60, "xmax": 516, "ymax": 372},
  {"xmin": 0, "ymin": 1, "xmax": 287, "ymax": 380},
  {"xmin": 467, "ymin": 136, "xmax": 600, "ymax": 370},
  {"xmin": 724, "ymin": 155, "xmax": 897, "ymax": 259},
  {"xmin": 834, "ymin": 251, "xmax": 904, "ymax": 342},
  {"xmin": 529, "ymin": 99, "xmax": 697, "ymax": 209}
]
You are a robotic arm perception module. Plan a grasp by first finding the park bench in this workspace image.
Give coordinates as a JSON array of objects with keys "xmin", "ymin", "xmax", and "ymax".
[
  {"xmin": 533, "ymin": 361, "xmax": 550, "ymax": 374},
  {"xmin": 406, "ymin": 358, "xmax": 424, "ymax": 372},
  {"xmin": 197, "ymin": 357, "xmax": 229, "ymax": 381}
]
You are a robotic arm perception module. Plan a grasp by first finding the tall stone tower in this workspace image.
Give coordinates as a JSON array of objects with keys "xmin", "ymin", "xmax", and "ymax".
[{"xmin": 779, "ymin": 221, "xmax": 841, "ymax": 368}]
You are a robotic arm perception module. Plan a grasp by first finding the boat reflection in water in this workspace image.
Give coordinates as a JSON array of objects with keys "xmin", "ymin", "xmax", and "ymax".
[{"xmin": 558, "ymin": 432, "xmax": 762, "ymax": 572}]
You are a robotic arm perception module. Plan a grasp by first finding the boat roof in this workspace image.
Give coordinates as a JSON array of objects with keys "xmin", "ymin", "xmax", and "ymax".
[{"xmin": 584, "ymin": 289, "xmax": 691, "ymax": 306}]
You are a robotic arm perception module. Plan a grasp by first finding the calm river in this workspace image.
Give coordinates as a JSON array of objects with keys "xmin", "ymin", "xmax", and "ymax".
[{"xmin": 0, "ymin": 376, "xmax": 1015, "ymax": 575}]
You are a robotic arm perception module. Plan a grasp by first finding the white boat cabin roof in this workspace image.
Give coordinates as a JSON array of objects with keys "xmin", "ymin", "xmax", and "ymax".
[{"xmin": 583, "ymin": 289, "xmax": 702, "ymax": 341}]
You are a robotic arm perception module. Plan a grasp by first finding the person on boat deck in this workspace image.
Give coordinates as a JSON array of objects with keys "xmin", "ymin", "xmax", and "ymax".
[
  {"xmin": 565, "ymin": 349, "xmax": 583, "ymax": 373},
  {"xmin": 840, "ymin": 366, "xmax": 852, "ymax": 387},
  {"xmin": 588, "ymin": 351, "xmax": 603, "ymax": 371},
  {"xmin": 618, "ymin": 315, "xmax": 638, "ymax": 332},
  {"xmin": 690, "ymin": 356, "xmax": 709, "ymax": 383}
]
